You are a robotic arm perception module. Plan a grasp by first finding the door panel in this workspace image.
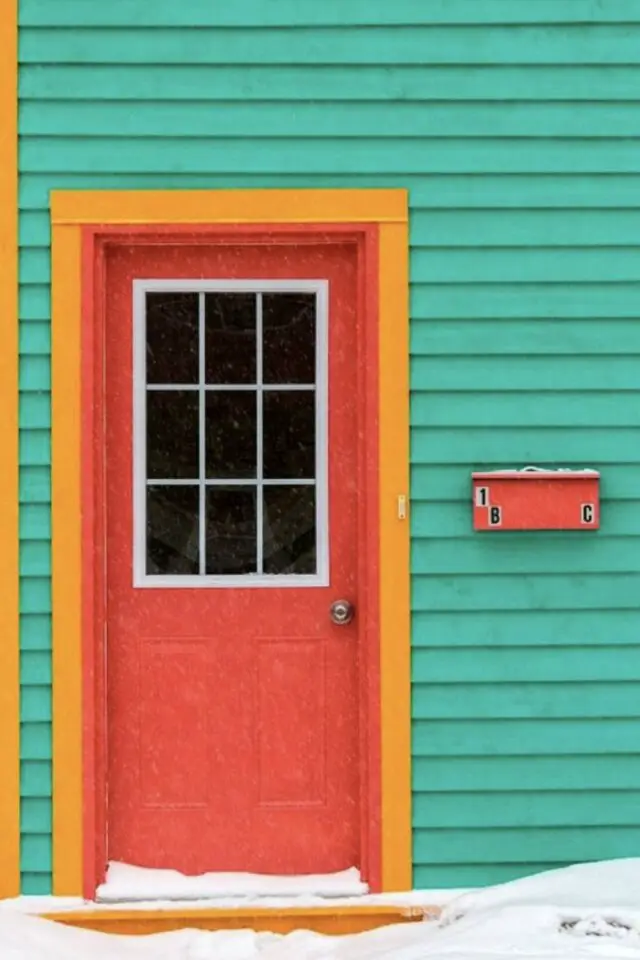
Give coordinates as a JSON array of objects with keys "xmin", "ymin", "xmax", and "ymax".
[{"xmin": 105, "ymin": 241, "xmax": 363, "ymax": 875}]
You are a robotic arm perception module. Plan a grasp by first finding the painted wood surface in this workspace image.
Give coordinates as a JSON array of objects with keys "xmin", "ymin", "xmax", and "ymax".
[
  {"xmin": 0, "ymin": 0, "xmax": 20, "ymax": 900},
  {"xmin": 18, "ymin": 0, "xmax": 640, "ymax": 891},
  {"xmin": 103, "ymin": 241, "xmax": 363, "ymax": 879}
]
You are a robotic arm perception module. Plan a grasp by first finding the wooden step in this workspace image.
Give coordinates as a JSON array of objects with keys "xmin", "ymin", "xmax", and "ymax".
[{"xmin": 42, "ymin": 903, "xmax": 440, "ymax": 936}]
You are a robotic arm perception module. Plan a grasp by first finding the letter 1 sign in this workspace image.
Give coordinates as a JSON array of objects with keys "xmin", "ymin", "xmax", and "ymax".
[{"xmin": 472, "ymin": 469, "xmax": 600, "ymax": 532}]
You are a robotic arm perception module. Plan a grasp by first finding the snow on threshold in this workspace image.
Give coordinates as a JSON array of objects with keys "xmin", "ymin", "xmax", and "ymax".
[
  {"xmin": 7, "ymin": 859, "xmax": 640, "ymax": 958},
  {"xmin": 97, "ymin": 861, "xmax": 369, "ymax": 901}
]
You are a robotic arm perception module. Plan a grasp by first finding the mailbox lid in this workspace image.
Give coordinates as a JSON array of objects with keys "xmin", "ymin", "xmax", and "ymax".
[{"xmin": 472, "ymin": 470, "xmax": 600, "ymax": 481}]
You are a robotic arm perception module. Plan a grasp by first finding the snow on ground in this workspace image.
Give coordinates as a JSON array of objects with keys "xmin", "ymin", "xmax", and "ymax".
[
  {"xmin": 6, "ymin": 859, "xmax": 640, "ymax": 958},
  {"xmin": 0, "ymin": 888, "xmax": 460, "ymax": 913}
]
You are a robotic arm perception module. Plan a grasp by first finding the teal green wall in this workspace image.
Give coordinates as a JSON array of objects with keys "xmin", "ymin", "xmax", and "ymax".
[{"xmin": 17, "ymin": 0, "xmax": 640, "ymax": 893}]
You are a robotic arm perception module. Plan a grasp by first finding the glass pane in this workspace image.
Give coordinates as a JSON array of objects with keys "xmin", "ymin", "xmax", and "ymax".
[
  {"xmin": 263, "ymin": 391, "xmax": 315, "ymax": 480},
  {"xmin": 263, "ymin": 486, "xmax": 316, "ymax": 575},
  {"xmin": 262, "ymin": 293, "xmax": 316, "ymax": 384},
  {"xmin": 147, "ymin": 485, "xmax": 199, "ymax": 575},
  {"xmin": 205, "ymin": 391, "xmax": 256, "ymax": 479},
  {"xmin": 147, "ymin": 391, "xmax": 199, "ymax": 480},
  {"xmin": 206, "ymin": 487, "xmax": 257, "ymax": 575},
  {"xmin": 205, "ymin": 293, "xmax": 256, "ymax": 384},
  {"xmin": 146, "ymin": 292, "xmax": 199, "ymax": 385}
]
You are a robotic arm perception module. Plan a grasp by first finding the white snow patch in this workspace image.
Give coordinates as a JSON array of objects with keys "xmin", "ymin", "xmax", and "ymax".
[
  {"xmin": 97, "ymin": 862, "xmax": 369, "ymax": 902},
  {"xmin": 0, "ymin": 888, "xmax": 463, "ymax": 913},
  {"xmin": 0, "ymin": 911, "xmax": 279, "ymax": 960},
  {"xmin": 8, "ymin": 859, "xmax": 640, "ymax": 958},
  {"xmin": 441, "ymin": 858, "xmax": 640, "ymax": 921},
  {"xmin": 474, "ymin": 466, "xmax": 599, "ymax": 475}
]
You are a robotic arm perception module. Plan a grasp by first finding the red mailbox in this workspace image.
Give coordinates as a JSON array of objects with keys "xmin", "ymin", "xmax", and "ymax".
[{"xmin": 472, "ymin": 468, "xmax": 600, "ymax": 531}]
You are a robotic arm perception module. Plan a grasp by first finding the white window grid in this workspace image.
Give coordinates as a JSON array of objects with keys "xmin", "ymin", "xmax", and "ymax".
[{"xmin": 132, "ymin": 279, "xmax": 329, "ymax": 588}]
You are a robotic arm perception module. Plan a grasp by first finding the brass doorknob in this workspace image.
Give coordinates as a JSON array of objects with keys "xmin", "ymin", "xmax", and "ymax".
[{"xmin": 330, "ymin": 600, "xmax": 354, "ymax": 625}]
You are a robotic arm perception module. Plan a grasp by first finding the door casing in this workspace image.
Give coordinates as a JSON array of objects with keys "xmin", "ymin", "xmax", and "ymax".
[{"xmin": 50, "ymin": 191, "xmax": 411, "ymax": 899}]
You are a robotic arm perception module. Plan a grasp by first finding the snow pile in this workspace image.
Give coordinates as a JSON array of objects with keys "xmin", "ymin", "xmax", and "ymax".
[
  {"xmin": 442, "ymin": 857, "xmax": 640, "ymax": 920},
  {"xmin": 97, "ymin": 862, "xmax": 368, "ymax": 902},
  {"xmin": 6, "ymin": 859, "xmax": 640, "ymax": 958},
  {"xmin": 435, "ymin": 858, "xmax": 640, "ymax": 959},
  {"xmin": 0, "ymin": 913, "xmax": 279, "ymax": 960}
]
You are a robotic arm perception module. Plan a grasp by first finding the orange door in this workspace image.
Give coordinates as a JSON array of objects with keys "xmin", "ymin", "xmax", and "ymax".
[{"xmin": 104, "ymin": 239, "xmax": 366, "ymax": 876}]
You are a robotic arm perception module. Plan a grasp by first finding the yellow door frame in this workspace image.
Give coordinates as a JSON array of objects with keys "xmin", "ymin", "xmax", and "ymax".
[{"xmin": 50, "ymin": 189, "xmax": 411, "ymax": 895}]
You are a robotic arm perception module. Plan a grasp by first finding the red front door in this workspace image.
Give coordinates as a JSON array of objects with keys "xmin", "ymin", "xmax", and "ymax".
[{"xmin": 103, "ymin": 238, "xmax": 367, "ymax": 877}]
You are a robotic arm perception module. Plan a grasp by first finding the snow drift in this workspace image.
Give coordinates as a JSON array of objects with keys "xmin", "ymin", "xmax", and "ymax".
[{"xmin": 6, "ymin": 859, "xmax": 640, "ymax": 959}]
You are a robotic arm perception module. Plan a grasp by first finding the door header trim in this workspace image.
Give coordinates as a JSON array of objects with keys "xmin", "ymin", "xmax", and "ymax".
[{"xmin": 51, "ymin": 189, "xmax": 407, "ymax": 226}]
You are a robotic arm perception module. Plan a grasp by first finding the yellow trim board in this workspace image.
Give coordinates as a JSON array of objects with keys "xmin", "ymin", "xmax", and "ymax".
[
  {"xmin": 42, "ymin": 904, "xmax": 432, "ymax": 937},
  {"xmin": 51, "ymin": 226, "xmax": 84, "ymax": 896},
  {"xmin": 51, "ymin": 190, "xmax": 411, "ymax": 894},
  {"xmin": 50, "ymin": 189, "xmax": 407, "ymax": 226},
  {"xmin": 379, "ymin": 222, "xmax": 411, "ymax": 891},
  {"xmin": 0, "ymin": 0, "xmax": 20, "ymax": 899}
]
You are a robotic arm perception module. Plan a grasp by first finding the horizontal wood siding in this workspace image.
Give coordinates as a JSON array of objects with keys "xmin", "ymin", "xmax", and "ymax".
[{"xmin": 17, "ymin": 0, "xmax": 640, "ymax": 891}]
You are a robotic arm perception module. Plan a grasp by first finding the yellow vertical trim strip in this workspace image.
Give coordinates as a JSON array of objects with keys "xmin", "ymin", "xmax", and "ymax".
[
  {"xmin": 51, "ymin": 190, "xmax": 411, "ymax": 895},
  {"xmin": 51, "ymin": 226, "xmax": 84, "ymax": 894},
  {"xmin": 0, "ymin": 0, "xmax": 20, "ymax": 899},
  {"xmin": 379, "ymin": 222, "xmax": 412, "ymax": 891}
]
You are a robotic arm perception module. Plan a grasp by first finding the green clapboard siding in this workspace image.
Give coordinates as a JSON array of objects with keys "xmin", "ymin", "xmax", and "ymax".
[{"xmin": 17, "ymin": 0, "xmax": 640, "ymax": 892}]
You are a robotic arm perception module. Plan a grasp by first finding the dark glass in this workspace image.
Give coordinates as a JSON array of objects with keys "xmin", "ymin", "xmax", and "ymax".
[
  {"xmin": 263, "ymin": 486, "xmax": 316, "ymax": 575},
  {"xmin": 147, "ymin": 391, "xmax": 199, "ymax": 480},
  {"xmin": 262, "ymin": 293, "xmax": 316, "ymax": 384},
  {"xmin": 263, "ymin": 391, "xmax": 315, "ymax": 480},
  {"xmin": 146, "ymin": 292, "xmax": 199, "ymax": 384},
  {"xmin": 205, "ymin": 391, "xmax": 256, "ymax": 479},
  {"xmin": 147, "ymin": 485, "xmax": 199, "ymax": 575},
  {"xmin": 205, "ymin": 293, "xmax": 256, "ymax": 384},
  {"xmin": 206, "ymin": 487, "xmax": 257, "ymax": 575}
]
